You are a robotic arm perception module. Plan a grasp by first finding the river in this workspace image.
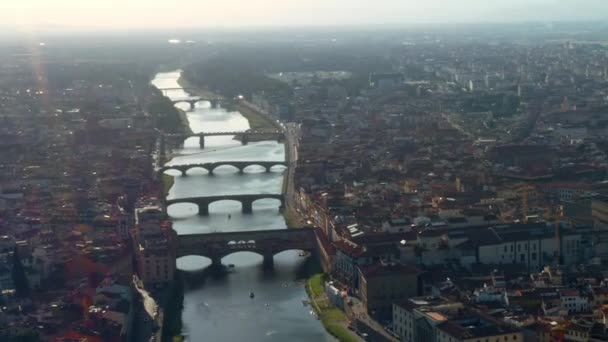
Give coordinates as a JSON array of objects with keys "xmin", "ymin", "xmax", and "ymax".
[{"xmin": 151, "ymin": 71, "xmax": 331, "ymax": 342}]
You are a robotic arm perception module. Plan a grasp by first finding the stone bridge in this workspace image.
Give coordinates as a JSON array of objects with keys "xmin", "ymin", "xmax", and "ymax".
[
  {"xmin": 159, "ymin": 87, "xmax": 198, "ymax": 94},
  {"xmin": 165, "ymin": 194, "xmax": 284, "ymax": 215},
  {"xmin": 171, "ymin": 97, "xmax": 221, "ymax": 110},
  {"xmin": 165, "ymin": 130, "xmax": 284, "ymax": 148},
  {"xmin": 159, "ymin": 161, "xmax": 287, "ymax": 176},
  {"xmin": 174, "ymin": 227, "xmax": 317, "ymax": 267}
]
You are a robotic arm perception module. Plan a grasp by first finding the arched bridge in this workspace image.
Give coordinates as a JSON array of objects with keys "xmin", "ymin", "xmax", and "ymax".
[
  {"xmin": 175, "ymin": 227, "xmax": 317, "ymax": 267},
  {"xmin": 159, "ymin": 87, "xmax": 199, "ymax": 94},
  {"xmin": 166, "ymin": 194, "xmax": 284, "ymax": 215},
  {"xmin": 157, "ymin": 87, "xmax": 222, "ymax": 110},
  {"xmin": 165, "ymin": 130, "xmax": 285, "ymax": 148},
  {"xmin": 171, "ymin": 97, "xmax": 221, "ymax": 110},
  {"xmin": 159, "ymin": 161, "xmax": 287, "ymax": 176}
]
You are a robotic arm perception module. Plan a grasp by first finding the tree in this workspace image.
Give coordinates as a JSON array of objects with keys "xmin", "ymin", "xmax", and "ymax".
[{"xmin": 11, "ymin": 248, "xmax": 29, "ymax": 298}]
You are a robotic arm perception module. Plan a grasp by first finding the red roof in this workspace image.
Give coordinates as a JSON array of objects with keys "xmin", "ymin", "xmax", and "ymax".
[
  {"xmin": 65, "ymin": 256, "xmax": 110, "ymax": 281},
  {"xmin": 334, "ymin": 239, "xmax": 365, "ymax": 257}
]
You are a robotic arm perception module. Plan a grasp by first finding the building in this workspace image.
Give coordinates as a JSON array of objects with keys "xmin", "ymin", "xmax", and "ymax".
[
  {"xmin": 437, "ymin": 316, "xmax": 523, "ymax": 342},
  {"xmin": 0, "ymin": 260, "xmax": 13, "ymax": 292},
  {"xmin": 333, "ymin": 238, "xmax": 400, "ymax": 292},
  {"xmin": 358, "ymin": 263, "xmax": 422, "ymax": 320},
  {"xmin": 393, "ymin": 297, "xmax": 464, "ymax": 342},
  {"xmin": 413, "ymin": 223, "xmax": 587, "ymax": 270},
  {"xmin": 116, "ymin": 200, "xmax": 134, "ymax": 240},
  {"xmin": 133, "ymin": 201, "xmax": 176, "ymax": 286},
  {"xmin": 559, "ymin": 288, "xmax": 589, "ymax": 313},
  {"xmin": 592, "ymin": 195, "xmax": 608, "ymax": 231},
  {"xmin": 541, "ymin": 182, "xmax": 594, "ymax": 202}
]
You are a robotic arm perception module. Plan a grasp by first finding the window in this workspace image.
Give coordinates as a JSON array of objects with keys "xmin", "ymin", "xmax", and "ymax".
[
  {"xmin": 532, "ymin": 253, "xmax": 537, "ymax": 260},
  {"xmin": 518, "ymin": 244, "xmax": 521, "ymax": 251}
]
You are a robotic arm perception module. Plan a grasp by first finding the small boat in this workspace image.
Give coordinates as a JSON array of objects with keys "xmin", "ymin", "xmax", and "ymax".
[
  {"xmin": 250, "ymin": 292, "xmax": 255, "ymax": 299},
  {"xmin": 228, "ymin": 214, "xmax": 231, "ymax": 220},
  {"xmin": 228, "ymin": 264, "xmax": 235, "ymax": 268}
]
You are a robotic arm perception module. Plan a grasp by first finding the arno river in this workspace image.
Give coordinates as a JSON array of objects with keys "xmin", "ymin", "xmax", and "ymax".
[{"xmin": 151, "ymin": 71, "xmax": 331, "ymax": 341}]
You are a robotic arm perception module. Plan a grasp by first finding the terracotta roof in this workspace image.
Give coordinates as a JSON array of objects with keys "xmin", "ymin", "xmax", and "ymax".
[{"xmin": 334, "ymin": 239, "xmax": 365, "ymax": 257}]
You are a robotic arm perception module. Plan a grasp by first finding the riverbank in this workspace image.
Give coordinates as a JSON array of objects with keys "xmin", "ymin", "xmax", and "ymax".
[
  {"xmin": 306, "ymin": 274, "xmax": 359, "ymax": 342},
  {"xmin": 176, "ymin": 107, "xmax": 193, "ymax": 135},
  {"xmin": 177, "ymin": 74, "xmax": 218, "ymax": 99},
  {"xmin": 161, "ymin": 274, "xmax": 185, "ymax": 342},
  {"xmin": 233, "ymin": 100, "xmax": 281, "ymax": 132},
  {"xmin": 162, "ymin": 175, "xmax": 174, "ymax": 197}
]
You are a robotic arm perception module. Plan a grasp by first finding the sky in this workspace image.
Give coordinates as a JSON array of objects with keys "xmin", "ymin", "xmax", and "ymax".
[{"xmin": 2, "ymin": 0, "xmax": 608, "ymax": 32}]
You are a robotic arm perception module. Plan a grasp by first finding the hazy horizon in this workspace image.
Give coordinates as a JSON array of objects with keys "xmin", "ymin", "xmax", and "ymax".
[{"xmin": 2, "ymin": 0, "xmax": 608, "ymax": 33}]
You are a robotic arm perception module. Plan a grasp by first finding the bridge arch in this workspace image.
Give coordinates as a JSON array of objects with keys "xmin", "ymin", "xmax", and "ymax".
[
  {"xmin": 208, "ymin": 163, "xmax": 244, "ymax": 174},
  {"xmin": 267, "ymin": 164, "xmax": 288, "ymax": 173},
  {"xmin": 172, "ymin": 98, "xmax": 219, "ymax": 111},
  {"xmin": 250, "ymin": 196, "xmax": 285, "ymax": 211},
  {"xmin": 161, "ymin": 166, "xmax": 187, "ymax": 177},
  {"xmin": 183, "ymin": 166, "xmax": 210, "ymax": 176},
  {"xmin": 207, "ymin": 199, "xmax": 247, "ymax": 214},
  {"xmin": 166, "ymin": 202, "xmax": 200, "ymax": 217},
  {"xmin": 241, "ymin": 163, "xmax": 275, "ymax": 173},
  {"xmin": 176, "ymin": 255, "xmax": 212, "ymax": 271}
]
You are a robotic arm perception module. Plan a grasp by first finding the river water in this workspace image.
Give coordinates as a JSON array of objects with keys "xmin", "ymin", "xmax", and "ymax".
[{"xmin": 151, "ymin": 71, "xmax": 331, "ymax": 342}]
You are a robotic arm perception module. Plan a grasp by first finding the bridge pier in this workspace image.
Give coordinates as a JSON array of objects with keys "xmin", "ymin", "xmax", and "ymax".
[
  {"xmin": 199, "ymin": 135, "xmax": 205, "ymax": 149},
  {"xmin": 242, "ymin": 201, "xmax": 253, "ymax": 214},
  {"xmin": 241, "ymin": 135, "xmax": 249, "ymax": 145},
  {"xmin": 188, "ymin": 101, "xmax": 196, "ymax": 111},
  {"xmin": 210, "ymin": 256, "xmax": 223, "ymax": 269},
  {"xmin": 198, "ymin": 203, "xmax": 209, "ymax": 216},
  {"xmin": 263, "ymin": 253, "xmax": 274, "ymax": 268}
]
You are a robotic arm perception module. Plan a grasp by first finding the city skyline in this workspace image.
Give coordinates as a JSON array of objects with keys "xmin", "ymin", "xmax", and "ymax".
[{"xmin": 2, "ymin": 0, "xmax": 608, "ymax": 32}]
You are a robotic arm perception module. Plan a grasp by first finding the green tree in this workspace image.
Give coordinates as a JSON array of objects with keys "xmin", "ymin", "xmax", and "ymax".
[
  {"xmin": 11, "ymin": 247, "xmax": 30, "ymax": 298},
  {"xmin": 147, "ymin": 97, "xmax": 184, "ymax": 133}
]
